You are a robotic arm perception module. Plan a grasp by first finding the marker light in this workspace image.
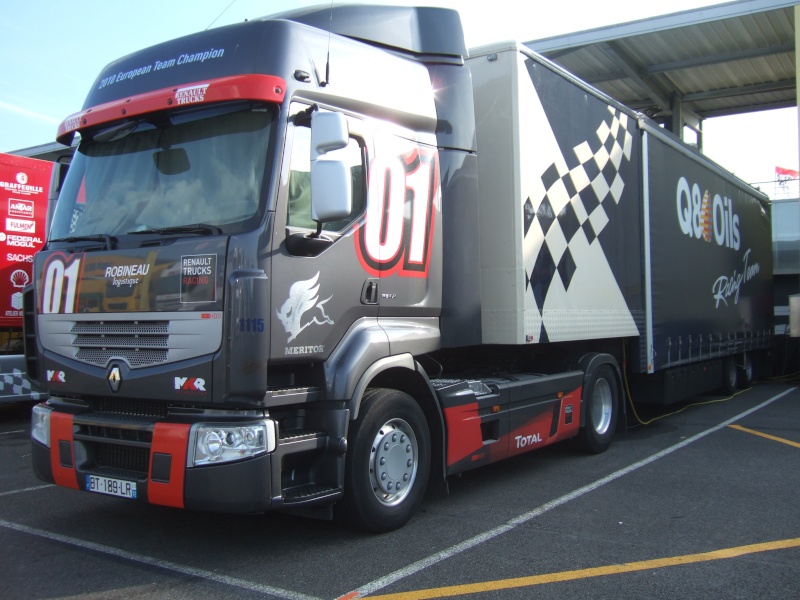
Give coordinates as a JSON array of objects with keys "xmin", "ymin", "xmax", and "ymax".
[{"xmin": 31, "ymin": 403, "xmax": 52, "ymax": 447}]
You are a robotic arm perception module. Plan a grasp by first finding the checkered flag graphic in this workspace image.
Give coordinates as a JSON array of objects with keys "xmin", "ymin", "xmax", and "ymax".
[
  {"xmin": 70, "ymin": 205, "xmax": 84, "ymax": 234},
  {"xmin": 0, "ymin": 368, "xmax": 45, "ymax": 401},
  {"xmin": 525, "ymin": 105, "xmax": 633, "ymax": 319}
]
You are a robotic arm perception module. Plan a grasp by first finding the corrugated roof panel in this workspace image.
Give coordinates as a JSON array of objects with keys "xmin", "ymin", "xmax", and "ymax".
[{"xmin": 528, "ymin": 2, "xmax": 796, "ymax": 125}]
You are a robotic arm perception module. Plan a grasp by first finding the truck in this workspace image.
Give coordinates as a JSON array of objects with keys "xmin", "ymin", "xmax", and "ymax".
[
  {"xmin": 27, "ymin": 5, "xmax": 772, "ymax": 532},
  {"xmin": 0, "ymin": 152, "xmax": 54, "ymax": 403}
]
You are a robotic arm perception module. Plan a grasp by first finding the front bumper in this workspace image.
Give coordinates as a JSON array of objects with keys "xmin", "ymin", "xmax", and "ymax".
[{"xmin": 31, "ymin": 406, "xmax": 276, "ymax": 514}]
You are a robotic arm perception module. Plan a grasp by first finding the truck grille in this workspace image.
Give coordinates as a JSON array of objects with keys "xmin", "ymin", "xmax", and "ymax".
[
  {"xmin": 71, "ymin": 320, "xmax": 169, "ymax": 368},
  {"xmin": 87, "ymin": 397, "xmax": 169, "ymax": 419},
  {"xmin": 76, "ymin": 348, "xmax": 168, "ymax": 367},
  {"xmin": 94, "ymin": 442, "xmax": 150, "ymax": 475},
  {"xmin": 78, "ymin": 423, "xmax": 153, "ymax": 444},
  {"xmin": 74, "ymin": 411, "xmax": 155, "ymax": 477},
  {"xmin": 72, "ymin": 321, "xmax": 170, "ymax": 335},
  {"xmin": 75, "ymin": 335, "xmax": 168, "ymax": 347},
  {"xmin": 39, "ymin": 312, "xmax": 223, "ymax": 369}
]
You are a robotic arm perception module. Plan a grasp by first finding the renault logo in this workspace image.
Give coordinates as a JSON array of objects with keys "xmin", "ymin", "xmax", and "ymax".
[{"xmin": 107, "ymin": 365, "xmax": 122, "ymax": 393}]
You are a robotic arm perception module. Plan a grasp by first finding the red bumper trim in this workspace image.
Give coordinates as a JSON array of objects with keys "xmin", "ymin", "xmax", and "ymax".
[
  {"xmin": 148, "ymin": 423, "xmax": 190, "ymax": 508},
  {"xmin": 50, "ymin": 412, "xmax": 79, "ymax": 490}
]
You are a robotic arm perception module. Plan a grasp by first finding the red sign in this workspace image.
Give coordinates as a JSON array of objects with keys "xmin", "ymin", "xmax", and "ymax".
[{"xmin": 0, "ymin": 153, "xmax": 52, "ymax": 327}]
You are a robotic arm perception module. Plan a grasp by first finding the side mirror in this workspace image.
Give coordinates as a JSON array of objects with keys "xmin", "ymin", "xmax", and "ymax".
[
  {"xmin": 310, "ymin": 112, "xmax": 351, "ymax": 223},
  {"xmin": 311, "ymin": 112, "xmax": 349, "ymax": 159}
]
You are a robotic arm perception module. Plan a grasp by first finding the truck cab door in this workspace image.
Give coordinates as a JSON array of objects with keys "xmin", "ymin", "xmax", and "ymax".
[
  {"xmin": 353, "ymin": 131, "xmax": 442, "ymax": 321},
  {"xmin": 270, "ymin": 105, "xmax": 374, "ymax": 365}
]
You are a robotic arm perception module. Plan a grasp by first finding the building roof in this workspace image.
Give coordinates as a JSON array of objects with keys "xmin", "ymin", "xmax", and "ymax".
[{"xmin": 525, "ymin": 0, "xmax": 796, "ymax": 130}]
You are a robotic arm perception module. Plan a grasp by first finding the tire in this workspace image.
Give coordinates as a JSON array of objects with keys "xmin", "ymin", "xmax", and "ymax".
[
  {"xmin": 576, "ymin": 364, "xmax": 619, "ymax": 454},
  {"xmin": 339, "ymin": 388, "xmax": 431, "ymax": 533},
  {"xmin": 721, "ymin": 357, "xmax": 738, "ymax": 395},
  {"xmin": 736, "ymin": 353, "xmax": 753, "ymax": 389}
]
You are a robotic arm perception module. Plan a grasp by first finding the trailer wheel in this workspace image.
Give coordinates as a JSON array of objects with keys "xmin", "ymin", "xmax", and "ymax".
[
  {"xmin": 340, "ymin": 388, "xmax": 430, "ymax": 532},
  {"xmin": 721, "ymin": 357, "xmax": 738, "ymax": 395},
  {"xmin": 737, "ymin": 353, "xmax": 753, "ymax": 389},
  {"xmin": 576, "ymin": 364, "xmax": 618, "ymax": 454}
]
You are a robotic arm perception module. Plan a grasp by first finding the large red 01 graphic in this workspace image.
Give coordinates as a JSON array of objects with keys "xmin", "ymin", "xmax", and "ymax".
[
  {"xmin": 356, "ymin": 146, "xmax": 438, "ymax": 278},
  {"xmin": 40, "ymin": 254, "xmax": 83, "ymax": 314}
]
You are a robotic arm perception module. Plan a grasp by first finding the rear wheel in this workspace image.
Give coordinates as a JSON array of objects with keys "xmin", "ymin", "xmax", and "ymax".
[
  {"xmin": 737, "ymin": 353, "xmax": 753, "ymax": 389},
  {"xmin": 339, "ymin": 388, "xmax": 430, "ymax": 532},
  {"xmin": 576, "ymin": 364, "xmax": 619, "ymax": 454},
  {"xmin": 721, "ymin": 357, "xmax": 738, "ymax": 395}
]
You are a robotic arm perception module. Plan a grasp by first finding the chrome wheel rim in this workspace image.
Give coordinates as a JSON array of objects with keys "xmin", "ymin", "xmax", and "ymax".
[
  {"xmin": 591, "ymin": 378, "xmax": 613, "ymax": 435},
  {"xmin": 369, "ymin": 418, "xmax": 418, "ymax": 507}
]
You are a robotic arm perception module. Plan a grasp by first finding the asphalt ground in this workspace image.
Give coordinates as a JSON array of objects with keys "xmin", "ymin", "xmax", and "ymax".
[{"xmin": 1, "ymin": 380, "xmax": 798, "ymax": 600}]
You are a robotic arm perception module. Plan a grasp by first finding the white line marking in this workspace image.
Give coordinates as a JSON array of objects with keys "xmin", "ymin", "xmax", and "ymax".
[
  {"xmin": 0, "ymin": 429, "xmax": 27, "ymax": 435},
  {"xmin": 0, "ymin": 519, "xmax": 323, "ymax": 600},
  {"xmin": 0, "ymin": 485, "xmax": 52, "ymax": 498},
  {"xmin": 344, "ymin": 387, "xmax": 796, "ymax": 598}
]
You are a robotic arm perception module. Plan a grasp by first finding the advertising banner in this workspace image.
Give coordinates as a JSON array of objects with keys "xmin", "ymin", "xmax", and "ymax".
[
  {"xmin": 0, "ymin": 153, "xmax": 52, "ymax": 328},
  {"xmin": 646, "ymin": 135, "xmax": 773, "ymax": 372}
]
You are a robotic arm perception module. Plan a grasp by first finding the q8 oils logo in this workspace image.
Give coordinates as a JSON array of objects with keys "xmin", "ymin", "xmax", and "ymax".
[{"xmin": 676, "ymin": 176, "xmax": 740, "ymax": 250}]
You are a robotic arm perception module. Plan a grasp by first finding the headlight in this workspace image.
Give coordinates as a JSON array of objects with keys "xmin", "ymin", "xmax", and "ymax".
[
  {"xmin": 189, "ymin": 420, "xmax": 275, "ymax": 467},
  {"xmin": 31, "ymin": 403, "xmax": 52, "ymax": 447}
]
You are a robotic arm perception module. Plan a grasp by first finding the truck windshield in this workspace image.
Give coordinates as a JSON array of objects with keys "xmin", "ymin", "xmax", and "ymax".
[{"xmin": 50, "ymin": 103, "xmax": 274, "ymax": 239}]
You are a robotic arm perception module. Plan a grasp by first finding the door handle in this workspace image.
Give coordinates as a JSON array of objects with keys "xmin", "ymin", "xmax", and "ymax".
[{"xmin": 361, "ymin": 279, "xmax": 379, "ymax": 305}]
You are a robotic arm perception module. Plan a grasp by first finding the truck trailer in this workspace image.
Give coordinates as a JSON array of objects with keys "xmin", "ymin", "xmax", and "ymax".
[{"xmin": 28, "ymin": 5, "xmax": 772, "ymax": 532}]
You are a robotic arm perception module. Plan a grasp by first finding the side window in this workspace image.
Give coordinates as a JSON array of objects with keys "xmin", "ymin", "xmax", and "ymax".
[{"xmin": 287, "ymin": 124, "xmax": 366, "ymax": 232}]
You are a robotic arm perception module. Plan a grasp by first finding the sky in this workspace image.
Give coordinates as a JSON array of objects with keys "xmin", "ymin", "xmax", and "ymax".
[{"xmin": 1, "ymin": 0, "xmax": 797, "ymax": 198}]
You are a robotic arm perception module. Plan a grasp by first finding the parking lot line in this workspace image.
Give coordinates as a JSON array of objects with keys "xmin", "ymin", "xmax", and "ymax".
[
  {"xmin": 339, "ymin": 387, "xmax": 796, "ymax": 600},
  {"xmin": 0, "ymin": 518, "xmax": 323, "ymax": 600},
  {"xmin": 728, "ymin": 424, "xmax": 800, "ymax": 449},
  {"xmin": 0, "ymin": 484, "xmax": 52, "ymax": 498},
  {"xmin": 363, "ymin": 537, "xmax": 800, "ymax": 599}
]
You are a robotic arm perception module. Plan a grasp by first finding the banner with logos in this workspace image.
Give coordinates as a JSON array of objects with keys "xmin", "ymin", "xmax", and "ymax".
[
  {"xmin": 0, "ymin": 153, "xmax": 52, "ymax": 328},
  {"xmin": 645, "ymin": 135, "xmax": 773, "ymax": 372}
]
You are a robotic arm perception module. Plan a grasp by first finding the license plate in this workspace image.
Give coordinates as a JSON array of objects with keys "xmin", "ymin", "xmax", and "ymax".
[{"xmin": 86, "ymin": 474, "xmax": 137, "ymax": 499}]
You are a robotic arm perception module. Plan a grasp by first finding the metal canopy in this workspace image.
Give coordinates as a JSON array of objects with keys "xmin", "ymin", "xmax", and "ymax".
[
  {"xmin": 14, "ymin": 1, "xmax": 796, "ymax": 160},
  {"xmin": 525, "ymin": 0, "xmax": 796, "ymax": 140}
]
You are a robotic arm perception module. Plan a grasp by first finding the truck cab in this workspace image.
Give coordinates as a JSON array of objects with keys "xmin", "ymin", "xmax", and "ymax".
[{"xmin": 28, "ymin": 6, "xmax": 475, "ymax": 532}]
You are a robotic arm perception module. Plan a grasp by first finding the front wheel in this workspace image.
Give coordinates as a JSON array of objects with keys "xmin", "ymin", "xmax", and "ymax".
[
  {"xmin": 339, "ymin": 388, "xmax": 431, "ymax": 532},
  {"xmin": 576, "ymin": 364, "xmax": 619, "ymax": 454}
]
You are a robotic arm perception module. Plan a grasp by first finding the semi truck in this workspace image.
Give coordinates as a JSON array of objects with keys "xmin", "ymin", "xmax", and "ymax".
[{"xmin": 28, "ymin": 5, "xmax": 772, "ymax": 532}]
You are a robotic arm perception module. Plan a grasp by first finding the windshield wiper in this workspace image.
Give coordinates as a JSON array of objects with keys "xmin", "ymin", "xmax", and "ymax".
[
  {"xmin": 49, "ymin": 234, "xmax": 116, "ymax": 250},
  {"xmin": 128, "ymin": 223, "xmax": 223, "ymax": 236}
]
